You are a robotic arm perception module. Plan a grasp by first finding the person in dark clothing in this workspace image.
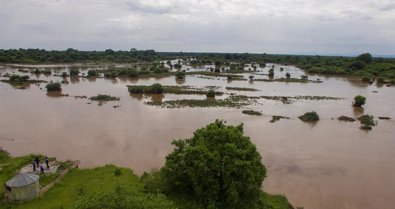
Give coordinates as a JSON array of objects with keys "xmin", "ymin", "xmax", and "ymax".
[
  {"xmin": 35, "ymin": 156, "xmax": 40, "ymax": 166},
  {"xmin": 45, "ymin": 156, "xmax": 49, "ymax": 169},
  {"xmin": 32, "ymin": 160, "xmax": 36, "ymax": 171},
  {"xmin": 40, "ymin": 163, "xmax": 44, "ymax": 174}
]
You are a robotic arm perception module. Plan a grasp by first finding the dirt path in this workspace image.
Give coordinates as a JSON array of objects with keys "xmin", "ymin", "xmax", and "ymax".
[{"xmin": 39, "ymin": 161, "xmax": 78, "ymax": 196}]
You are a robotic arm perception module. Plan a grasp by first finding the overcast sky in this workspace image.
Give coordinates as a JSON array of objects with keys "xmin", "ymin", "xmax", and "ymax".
[{"xmin": 0, "ymin": 0, "xmax": 394, "ymax": 55}]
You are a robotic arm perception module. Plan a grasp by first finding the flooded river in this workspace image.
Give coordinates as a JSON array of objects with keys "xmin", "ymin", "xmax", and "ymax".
[{"xmin": 0, "ymin": 64, "xmax": 394, "ymax": 209}]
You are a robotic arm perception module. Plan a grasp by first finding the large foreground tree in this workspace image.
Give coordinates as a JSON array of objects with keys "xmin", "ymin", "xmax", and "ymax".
[{"xmin": 162, "ymin": 120, "xmax": 266, "ymax": 209}]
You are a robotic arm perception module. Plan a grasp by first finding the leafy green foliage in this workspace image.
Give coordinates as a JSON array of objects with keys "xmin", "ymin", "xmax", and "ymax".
[
  {"xmin": 89, "ymin": 94, "xmax": 120, "ymax": 101},
  {"xmin": 206, "ymin": 90, "xmax": 216, "ymax": 98},
  {"xmin": 175, "ymin": 71, "xmax": 186, "ymax": 79},
  {"xmin": 298, "ymin": 111, "xmax": 320, "ymax": 122},
  {"xmin": 358, "ymin": 115, "xmax": 375, "ymax": 126},
  {"xmin": 69, "ymin": 68, "xmax": 80, "ymax": 77},
  {"xmin": 357, "ymin": 53, "xmax": 373, "ymax": 64},
  {"xmin": 353, "ymin": 95, "xmax": 366, "ymax": 107},
  {"xmin": 161, "ymin": 120, "xmax": 266, "ymax": 209},
  {"xmin": 9, "ymin": 74, "xmax": 29, "ymax": 82},
  {"xmin": 0, "ymin": 147, "xmax": 10, "ymax": 161},
  {"xmin": 128, "ymin": 83, "xmax": 164, "ymax": 94},
  {"xmin": 87, "ymin": 70, "xmax": 98, "ymax": 77},
  {"xmin": 45, "ymin": 82, "xmax": 62, "ymax": 92}
]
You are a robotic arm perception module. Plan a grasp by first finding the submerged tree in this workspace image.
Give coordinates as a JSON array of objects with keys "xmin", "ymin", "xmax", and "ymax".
[
  {"xmin": 45, "ymin": 82, "xmax": 62, "ymax": 92},
  {"xmin": 353, "ymin": 95, "xmax": 366, "ymax": 107},
  {"xmin": 161, "ymin": 120, "xmax": 266, "ymax": 209}
]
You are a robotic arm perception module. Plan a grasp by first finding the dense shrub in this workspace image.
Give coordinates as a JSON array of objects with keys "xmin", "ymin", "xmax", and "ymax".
[
  {"xmin": 45, "ymin": 82, "xmax": 62, "ymax": 92},
  {"xmin": 69, "ymin": 68, "xmax": 80, "ymax": 77},
  {"xmin": 175, "ymin": 71, "xmax": 185, "ymax": 80},
  {"xmin": 206, "ymin": 90, "xmax": 215, "ymax": 98},
  {"xmin": 87, "ymin": 70, "xmax": 97, "ymax": 77},
  {"xmin": 353, "ymin": 95, "xmax": 366, "ymax": 107},
  {"xmin": 298, "ymin": 111, "xmax": 319, "ymax": 122}
]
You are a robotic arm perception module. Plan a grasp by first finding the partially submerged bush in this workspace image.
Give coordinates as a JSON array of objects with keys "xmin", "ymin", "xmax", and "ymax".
[
  {"xmin": 298, "ymin": 111, "xmax": 319, "ymax": 122},
  {"xmin": 45, "ymin": 82, "xmax": 62, "ymax": 92},
  {"xmin": 338, "ymin": 116, "xmax": 356, "ymax": 122},
  {"xmin": 9, "ymin": 74, "xmax": 30, "ymax": 82},
  {"xmin": 69, "ymin": 68, "xmax": 79, "ymax": 77},
  {"xmin": 270, "ymin": 116, "xmax": 290, "ymax": 123},
  {"xmin": 175, "ymin": 71, "xmax": 185, "ymax": 80},
  {"xmin": 206, "ymin": 89, "xmax": 216, "ymax": 98},
  {"xmin": 353, "ymin": 95, "xmax": 366, "ymax": 107},
  {"xmin": 358, "ymin": 115, "xmax": 375, "ymax": 126},
  {"xmin": 150, "ymin": 83, "xmax": 164, "ymax": 94},
  {"xmin": 89, "ymin": 94, "xmax": 120, "ymax": 102},
  {"xmin": 128, "ymin": 83, "xmax": 163, "ymax": 94},
  {"xmin": 87, "ymin": 70, "xmax": 98, "ymax": 77},
  {"xmin": 361, "ymin": 76, "xmax": 372, "ymax": 83},
  {"xmin": 0, "ymin": 147, "xmax": 10, "ymax": 161},
  {"xmin": 242, "ymin": 110, "xmax": 262, "ymax": 116}
]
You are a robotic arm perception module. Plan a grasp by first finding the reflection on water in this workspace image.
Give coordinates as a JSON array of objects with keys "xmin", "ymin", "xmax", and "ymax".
[{"xmin": 0, "ymin": 64, "xmax": 395, "ymax": 209}]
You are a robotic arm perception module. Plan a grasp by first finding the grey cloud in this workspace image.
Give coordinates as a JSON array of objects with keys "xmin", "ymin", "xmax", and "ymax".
[{"xmin": 0, "ymin": 0, "xmax": 394, "ymax": 55}]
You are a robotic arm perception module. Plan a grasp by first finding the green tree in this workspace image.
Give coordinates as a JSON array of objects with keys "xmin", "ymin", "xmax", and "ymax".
[
  {"xmin": 69, "ymin": 68, "xmax": 80, "ymax": 77},
  {"xmin": 161, "ymin": 120, "xmax": 266, "ymax": 209},
  {"xmin": 45, "ymin": 82, "xmax": 62, "ymax": 92},
  {"xmin": 175, "ymin": 71, "xmax": 186, "ymax": 80},
  {"xmin": 353, "ymin": 95, "xmax": 366, "ymax": 107},
  {"xmin": 356, "ymin": 53, "xmax": 372, "ymax": 64}
]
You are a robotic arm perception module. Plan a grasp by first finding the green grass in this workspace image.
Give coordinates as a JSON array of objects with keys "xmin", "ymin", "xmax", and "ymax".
[
  {"xmin": 0, "ymin": 155, "xmax": 33, "ymax": 203},
  {"xmin": 261, "ymin": 192, "xmax": 293, "ymax": 209},
  {"xmin": 1, "ymin": 153, "xmax": 293, "ymax": 209},
  {"xmin": 39, "ymin": 173, "xmax": 60, "ymax": 187},
  {"xmin": 8, "ymin": 165, "xmax": 140, "ymax": 209}
]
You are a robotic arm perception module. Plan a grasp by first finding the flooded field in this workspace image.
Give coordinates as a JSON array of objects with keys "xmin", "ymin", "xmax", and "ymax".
[{"xmin": 1, "ymin": 63, "xmax": 394, "ymax": 209}]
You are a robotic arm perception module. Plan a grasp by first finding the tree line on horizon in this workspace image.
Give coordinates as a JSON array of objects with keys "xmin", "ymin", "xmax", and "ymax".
[{"xmin": 1, "ymin": 48, "xmax": 394, "ymax": 79}]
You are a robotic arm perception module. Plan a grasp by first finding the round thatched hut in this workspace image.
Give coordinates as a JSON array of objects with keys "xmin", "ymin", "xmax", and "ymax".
[{"xmin": 4, "ymin": 173, "xmax": 40, "ymax": 202}]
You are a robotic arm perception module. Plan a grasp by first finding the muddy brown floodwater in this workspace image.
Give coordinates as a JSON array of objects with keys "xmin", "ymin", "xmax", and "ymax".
[{"xmin": 1, "ymin": 64, "xmax": 395, "ymax": 209}]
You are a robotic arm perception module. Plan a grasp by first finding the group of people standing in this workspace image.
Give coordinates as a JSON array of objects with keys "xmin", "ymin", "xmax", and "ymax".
[{"xmin": 32, "ymin": 156, "xmax": 49, "ymax": 173}]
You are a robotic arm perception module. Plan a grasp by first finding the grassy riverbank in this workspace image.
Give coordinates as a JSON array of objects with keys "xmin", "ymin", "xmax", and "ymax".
[{"xmin": 0, "ymin": 152, "xmax": 292, "ymax": 209}]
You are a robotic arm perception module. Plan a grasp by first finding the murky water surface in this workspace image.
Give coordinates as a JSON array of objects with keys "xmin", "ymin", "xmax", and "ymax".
[{"xmin": 1, "ymin": 64, "xmax": 394, "ymax": 209}]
